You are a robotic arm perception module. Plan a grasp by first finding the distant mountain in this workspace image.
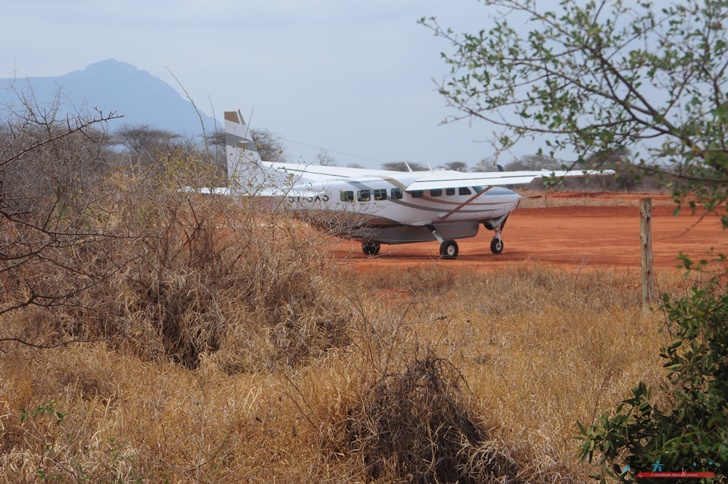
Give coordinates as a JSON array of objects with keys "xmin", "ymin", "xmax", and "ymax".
[{"xmin": 0, "ymin": 59, "xmax": 218, "ymax": 137}]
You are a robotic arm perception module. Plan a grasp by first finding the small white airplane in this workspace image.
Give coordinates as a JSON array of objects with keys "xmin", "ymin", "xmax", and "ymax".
[{"xmin": 219, "ymin": 110, "xmax": 614, "ymax": 259}]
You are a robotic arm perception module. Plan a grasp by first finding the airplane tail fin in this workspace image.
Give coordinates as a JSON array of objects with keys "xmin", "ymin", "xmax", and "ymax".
[
  {"xmin": 224, "ymin": 110, "xmax": 262, "ymax": 165},
  {"xmin": 224, "ymin": 110, "xmax": 267, "ymax": 193},
  {"xmin": 224, "ymin": 109, "xmax": 301, "ymax": 196}
]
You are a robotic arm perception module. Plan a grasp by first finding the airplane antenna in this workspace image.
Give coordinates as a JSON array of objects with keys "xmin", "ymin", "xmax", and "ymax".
[{"xmin": 404, "ymin": 161, "xmax": 413, "ymax": 172}]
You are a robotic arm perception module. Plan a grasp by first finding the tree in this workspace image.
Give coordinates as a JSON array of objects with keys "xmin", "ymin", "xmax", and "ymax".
[
  {"xmin": 382, "ymin": 161, "xmax": 427, "ymax": 172},
  {"xmin": 422, "ymin": 1, "xmax": 728, "ymax": 479},
  {"xmin": 114, "ymin": 124, "xmax": 181, "ymax": 165},
  {"xmin": 316, "ymin": 148, "xmax": 337, "ymax": 166},
  {"xmin": 0, "ymin": 99, "xmax": 121, "ymax": 318},
  {"xmin": 504, "ymin": 153, "xmax": 559, "ymax": 171},
  {"xmin": 442, "ymin": 161, "xmax": 469, "ymax": 172},
  {"xmin": 250, "ymin": 128, "xmax": 287, "ymax": 162},
  {"xmin": 421, "ymin": 0, "xmax": 728, "ymax": 226},
  {"xmin": 473, "ymin": 158, "xmax": 497, "ymax": 172}
]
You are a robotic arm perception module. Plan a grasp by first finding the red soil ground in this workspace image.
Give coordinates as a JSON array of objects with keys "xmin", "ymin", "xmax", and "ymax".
[{"xmin": 330, "ymin": 192, "xmax": 727, "ymax": 274}]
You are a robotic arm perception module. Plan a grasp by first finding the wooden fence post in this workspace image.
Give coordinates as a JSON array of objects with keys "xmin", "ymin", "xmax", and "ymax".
[{"xmin": 641, "ymin": 198, "xmax": 655, "ymax": 308}]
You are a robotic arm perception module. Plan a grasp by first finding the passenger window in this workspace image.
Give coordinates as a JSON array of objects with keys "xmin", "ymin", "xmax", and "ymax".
[
  {"xmin": 473, "ymin": 186, "xmax": 485, "ymax": 193},
  {"xmin": 373, "ymin": 189, "xmax": 387, "ymax": 200},
  {"xmin": 446, "ymin": 187, "xmax": 456, "ymax": 196},
  {"xmin": 391, "ymin": 188, "xmax": 403, "ymax": 200},
  {"xmin": 411, "ymin": 190, "xmax": 424, "ymax": 198},
  {"xmin": 459, "ymin": 187, "xmax": 472, "ymax": 196},
  {"xmin": 357, "ymin": 190, "xmax": 371, "ymax": 202},
  {"xmin": 340, "ymin": 190, "xmax": 354, "ymax": 202},
  {"xmin": 430, "ymin": 189, "xmax": 442, "ymax": 197}
]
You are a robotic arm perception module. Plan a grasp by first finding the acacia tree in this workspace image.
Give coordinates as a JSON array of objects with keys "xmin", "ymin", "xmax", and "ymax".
[
  {"xmin": 114, "ymin": 124, "xmax": 182, "ymax": 166},
  {"xmin": 442, "ymin": 160, "xmax": 469, "ymax": 172},
  {"xmin": 381, "ymin": 161, "xmax": 427, "ymax": 172},
  {"xmin": 250, "ymin": 128, "xmax": 287, "ymax": 162},
  {"xmin": 208, "ymin": 127, "xmax": 288, "ymax": 163},
  {"xmin": 423, "ymin": 1, "xmax": 728, "ymax": 480},
  {"xmin": 316, "ymin": 148, "xmax": 337, "ymax": 166},
  {"xmin": 505, "ymin": 153, "xmax": 559, "ymax": 171},
  {"xmin": 421, "ymin": 0, "xmax": 728, "ymax": 223}
]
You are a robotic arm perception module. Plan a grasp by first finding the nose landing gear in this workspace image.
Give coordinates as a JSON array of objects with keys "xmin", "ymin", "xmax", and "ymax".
[
  {"xmin": 484, "ymin": 215, "xmax": 508, "ymax": 255},
  {"xmin": 490, "ymin": 236, "xmax": 503, "ymax": 254}
]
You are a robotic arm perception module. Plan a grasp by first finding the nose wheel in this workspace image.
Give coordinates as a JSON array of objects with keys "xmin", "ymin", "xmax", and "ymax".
[
  {"xmin": 490, "ymin": 237, "xmax": 503, "ymax": 254},
  {"xmin": 484, "ymin": 216, "xmax": 508, "ymax": 255}
]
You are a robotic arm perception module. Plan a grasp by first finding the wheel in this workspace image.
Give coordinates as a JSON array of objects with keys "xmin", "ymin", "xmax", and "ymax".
[
  {"xmin": 439, "ymin": 239, "xmax": 459, "ymax": 259},
  {"xmin": 362, "ymin": 242, "xmax": 380, "ymax": 256},
  {"xmin": 490, "ymin": 237, "xmax": 504, "ymax": 254},
  {"xmin": 362, "ymin": 243, "xmax": 376, "ymax": 256}
]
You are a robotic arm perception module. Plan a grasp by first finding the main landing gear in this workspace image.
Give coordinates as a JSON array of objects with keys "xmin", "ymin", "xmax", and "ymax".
[
  {"xmin": 362, "ymin": 241, "xmax": 381, "ymax": 256},
  {"xmin": 439, "ymin": 239, "xmax": 459, "ymax": 259},
  {"xmin": 362, "ymin": 238, "xmax": 460, "ymax": 259},
  {"xmin": 424, "ymin": 224, "xmax": 459, "ymax": 259},
  {"xmin": 362, "ymin": 216, "xmax": 509, "ymax": 260}
]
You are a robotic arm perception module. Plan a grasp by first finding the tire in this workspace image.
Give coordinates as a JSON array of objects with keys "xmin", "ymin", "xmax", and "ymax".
[
  {"xmin": 490, "ymin": 237, "xmax": 504, "ymax": 254},
  {"xmin": 362, "ymin": 242, "xmax": 380, "ymax": 256},
  {"xmin": 439, "ymin": 240, "xmax": 459, "ymax": 259}
]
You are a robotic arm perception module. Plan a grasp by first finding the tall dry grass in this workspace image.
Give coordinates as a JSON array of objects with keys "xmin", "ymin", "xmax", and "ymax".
[{"xmin": 1, "ymin": 252, "xmax": 693, "ymax": 481}]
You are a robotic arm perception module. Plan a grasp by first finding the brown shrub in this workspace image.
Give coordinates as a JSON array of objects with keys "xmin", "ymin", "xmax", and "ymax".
[
  {"xmin": 346, "ymin": 353, "xmax": 523, "ymax": 483},
  {"xmin": 1, "ymin": 155, "xmax": 353, "ymax": 370},
  {"xmin": 94, "ymin": 161, "xmax": 353, "ymax": 370}
]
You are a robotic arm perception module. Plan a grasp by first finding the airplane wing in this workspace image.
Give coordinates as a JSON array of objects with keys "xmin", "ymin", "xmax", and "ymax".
[
  {"xmin": 225, "ymin": 110, "xmax": 614, "ymax": 192},
  {"xmin": 404, "ymin": 169, "xmax": 615, "ymax": 192},
  {"xmin": 188, "ymin": 185, "xmax": 327, "ymax": 199},
  {"xmin": 263, "ymin": 161, "xmax": 399, "ymax": 182}
]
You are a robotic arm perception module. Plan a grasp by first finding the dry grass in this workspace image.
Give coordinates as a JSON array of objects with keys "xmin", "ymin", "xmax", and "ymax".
[
  {"xmin": 339, "ymin": 266, "xmax": 677, "ymax": 482},
  {"xmin": 1, "ymin": 259, "xmax": 693, "ymax": 482}
]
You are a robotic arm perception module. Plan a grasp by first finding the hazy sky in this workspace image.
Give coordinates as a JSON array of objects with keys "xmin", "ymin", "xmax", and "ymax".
[{"xmin": 1, "ymin": 0, "xmax": 520, "ymax": 169}]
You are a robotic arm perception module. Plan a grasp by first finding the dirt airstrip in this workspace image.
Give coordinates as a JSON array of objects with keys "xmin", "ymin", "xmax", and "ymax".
[{"xmin": 330, "ymin": 191, "xmax": 727, "ymax": 273}]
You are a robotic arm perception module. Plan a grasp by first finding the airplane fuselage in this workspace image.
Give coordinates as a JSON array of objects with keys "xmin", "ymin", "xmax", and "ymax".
[{"xmin": 282, "ymin": 174, "xmax": 521, "ymax": 245}]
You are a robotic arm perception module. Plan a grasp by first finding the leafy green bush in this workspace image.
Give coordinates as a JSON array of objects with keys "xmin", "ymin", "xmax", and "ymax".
[{"xmin": 578, "ymin": 282, "xmax": 728, "ymax": 482}]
